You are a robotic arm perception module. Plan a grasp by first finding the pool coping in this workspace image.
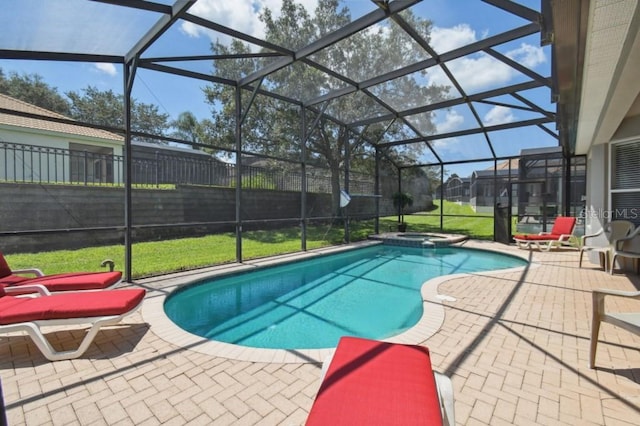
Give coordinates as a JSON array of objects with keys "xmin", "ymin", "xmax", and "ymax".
[
  {"xmin": 368, "ymin": 231, "xmax": 469, "ymax": 248},
  {"xmin": 141, "ymin": 240, "xmax": 532, "ymax": 364}
]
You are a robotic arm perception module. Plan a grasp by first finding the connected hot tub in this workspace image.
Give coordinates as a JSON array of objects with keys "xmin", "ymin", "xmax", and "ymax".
[{"xmin": 369, "ymin": 232, "xmax": 468, "ymax": 248}]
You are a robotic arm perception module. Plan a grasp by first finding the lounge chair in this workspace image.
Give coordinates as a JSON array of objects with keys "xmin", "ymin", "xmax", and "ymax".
[
  {"xmin": 0, "ymin": 284, "xmax": 145, "ymax": 361},
  {"xmin": 610, "ymin": 226, "xmax": 640, "ymax": 275},
  {"xmin": 513, "ymin": 216, "xmax": 577, "ymax": 251},
  {"xmin": 306, "ymin": 336, "xmax": 454, "ymax": 426},
  {"xmin": 579, "ymin": 220, "xmax": 634, "ymax": 272},
  {"xmin": 589, "ymin": 289, "xmax": 640, "ymax": 368},
  {"xmin": 0, "ymin": 252, "xmax": 122, "ymax": 292}
]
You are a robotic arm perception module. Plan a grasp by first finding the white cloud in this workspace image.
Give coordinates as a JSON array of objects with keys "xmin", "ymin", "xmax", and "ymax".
[
  {"xmin": 93, "ymin": 63, "xmax": 117, "ymax": 76},
  {"xmin": 181, "ymin": 0, "xmax": 318, "ymax": 44},
  {"xmin": 506, "ymin": 43, "xmax": 546, "ymax": 68},
  {"xmin": 435, "ymin": 110, "xmax": 464, "ymax": 133},
  {"xmin": 430, "ymin": 24, "xmax": 477, "ymax": 53},
  {"xmin": 427, "ymin": 23, "xmax": 547, "ymax": 94},
  {"xmin": 483, "ymin": 106, "xmax": 515, "ymax": 126},
  {"xmin": 181, "ymin": 1, "xmax": 261, "ymax": 40},
  {"xmin": 431, "ymin": 137, "xmax": 462, "ymax": 154},
  {"xmin": 428, "ymin": 55, "xmax": 513, "ymax": 93},
  {"xmin": 427, "ymin": 44, "xmax": 545, "ymax": 93}
]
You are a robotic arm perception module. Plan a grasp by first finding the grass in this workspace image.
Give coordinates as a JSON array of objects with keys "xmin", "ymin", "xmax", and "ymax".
[
  {"xmin": 5, "ymin": 200, "xmax": 497, "ymax": 278},
  {"xmin": 5, "ymin": 226, "xmax": 351, "ymax": 278},
  {"xmin": 389, "ymin": 200, "xmax": 495, "ymax": 239}
]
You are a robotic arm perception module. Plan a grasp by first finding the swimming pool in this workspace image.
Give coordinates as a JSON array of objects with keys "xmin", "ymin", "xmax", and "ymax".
[{"xmin": 164, "ymin": 244, "xmax": 527, "ymax": 350}]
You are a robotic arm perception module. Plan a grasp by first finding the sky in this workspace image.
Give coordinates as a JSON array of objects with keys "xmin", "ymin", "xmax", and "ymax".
[{"xmin": 0, "ymin": 0, "xmax": 555, "ymax": 178}]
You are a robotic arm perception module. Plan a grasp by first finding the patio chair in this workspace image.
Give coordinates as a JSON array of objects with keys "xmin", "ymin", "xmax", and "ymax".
[
  {"xmin": 579, "ymin": 220, "xmax": 635, "ymax": 272},
  {"xmin": 306, "ymin": 336, "xmax": 454, "ymax": 426},
  {"xmin": 0, "ymin": 284, "xmax": 145, "ymax": 361},
  {"xmin": 513, "ymin": 216, "xmax": 577, "ymax": 251},
  {"xmin": 0, "ymin": 252, "xmax": 122, "ymax": 292},
  {"xmin": 589, "ymin": 289, "xmax": 640, "ymax": 368},
  {"xmin": 610, "ymin": 226, "xmax": 640, "ymax": 275}
]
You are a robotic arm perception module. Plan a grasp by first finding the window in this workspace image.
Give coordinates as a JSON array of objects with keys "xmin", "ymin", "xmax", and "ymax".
[
  {"xmin": 611, "ymin": 140, "xmax": 640, "ymax": 226},
  {"xmin": 69, "ymin": 143, "xmax": 114, "ymax": 184}
]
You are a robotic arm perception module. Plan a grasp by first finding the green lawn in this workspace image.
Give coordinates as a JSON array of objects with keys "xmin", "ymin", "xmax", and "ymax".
[
  {"xmin": 384, "ymin": 199, "xmax": 495, "ymax": 239},
  {"xmin": 5, "ymin": 200, "xmax": 497, "ymax": 278}
]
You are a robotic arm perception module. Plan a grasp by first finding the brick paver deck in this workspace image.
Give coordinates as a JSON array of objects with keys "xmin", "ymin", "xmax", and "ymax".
[{"xmin": 2, "ymin": 240, "xmax": 639, "ymax": 425}]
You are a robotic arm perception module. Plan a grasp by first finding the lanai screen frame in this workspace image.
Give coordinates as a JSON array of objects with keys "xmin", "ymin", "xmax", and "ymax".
[{"xmin": 0, "ymin": 0, "xmax": 562, "ymax": 281}]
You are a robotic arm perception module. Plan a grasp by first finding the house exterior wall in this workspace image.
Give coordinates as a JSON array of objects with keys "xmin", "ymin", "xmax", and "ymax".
[
  {"xmin": 0, "ymin": 126, "xmax": 124, "ymax": 155},
  {"xmin": 585, "ymin": 144, "xmax": 608, "ymax": 233},
  {"xmin": 0, "ymin": 125, "xmax": 123, "ymax": 183},
  {"xmin": 584, "ymin": 115, "xmax": 640, "ymax": 268}
]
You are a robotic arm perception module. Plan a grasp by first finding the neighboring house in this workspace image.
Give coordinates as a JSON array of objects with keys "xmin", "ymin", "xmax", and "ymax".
[
  {"xmin": 470, "ymin": 158, "xmax": 519, "ymax": 214},
  {"xmin": 469, "ymin": 150, "xmax": 586, "ymax": 222},
  {"xmin": 443, "ymin": 176, "xmax": 470, "ymax": 204},
  {"xmin": 0, "ymin": 94, "xmax": 231, "ymax": 186},
  {"xmin": 132, "ymin": 141, "xmax": 230, "ymax": 187},
  {"xmin": 0, "ymin": 93, "xmax": 124, "ymax": 184}
]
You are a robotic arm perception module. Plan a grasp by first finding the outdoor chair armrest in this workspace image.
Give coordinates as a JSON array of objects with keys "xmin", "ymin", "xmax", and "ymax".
[
  {"xmin": 4, "ymin": 284, "xmax": 51, "ymax": 296},
  {"xmin": 556, "ymin": 234, "xmax": 576, "ymax": 246},
  {"xmin": 10, "ymin": 268, "xmax": 45, "ymax": 277},
  {"xmin": 613, "ymin": 227, "xmax": 640, "ymax": 249},
  {"xmin": 614, "ymin": 237, "xmax": 631, "ymax": 251},
  {"xmin": 593, "ymin": 289, "xmax": 640, "ymax": 299},
  {"xmin": 581, "ymin": 228, "xmax": 604, "ymax": 245}
]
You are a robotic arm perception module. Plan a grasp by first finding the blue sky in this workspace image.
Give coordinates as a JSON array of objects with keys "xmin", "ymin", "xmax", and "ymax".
[{"xmin": 0, "ymin": 0, "xmax": 554, "ymax": 177}]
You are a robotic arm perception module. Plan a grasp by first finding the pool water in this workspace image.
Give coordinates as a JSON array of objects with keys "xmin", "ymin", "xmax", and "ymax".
[{"xmin": 164, "ymin": 245, "xmax": 526, "ymax": 349}]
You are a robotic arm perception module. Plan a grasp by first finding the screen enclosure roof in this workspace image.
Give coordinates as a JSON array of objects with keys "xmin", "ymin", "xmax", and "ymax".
[{"xmin": 0, "ymin": 0, "xmax": 578, "ymax": 167}]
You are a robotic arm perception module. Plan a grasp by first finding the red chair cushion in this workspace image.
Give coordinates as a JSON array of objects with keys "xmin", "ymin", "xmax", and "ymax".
[
  {"xmin": 513, "ymin": 234, "xmax": 564, "ymax": 241},
  {"xmin": 306, "ymin": 336, "xmax": 443, "ymax": 426},
  {"xmin": 0, "ymin": 275, "xmax": 31, "ymax": 285},
  {"xmin": 0, "ymin": 288, "xmax": 145, "ymax": 325},
  {"xmin": 0, "ymin": 253, "xmax": 12, "ymax": 279},
  {"xmin": 550, "ymin": 217, "xmax": 576, "ymax": 235},
  {"xmin": 0, "ymin": 271, "xmax": 122, "ymax": 291}
]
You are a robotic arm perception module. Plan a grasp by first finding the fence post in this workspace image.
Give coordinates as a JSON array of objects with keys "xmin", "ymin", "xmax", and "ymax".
[
  {"xmin": 84, "ymin": 150, "xmax": 88, "ymax": 185},
  {"xmin": 155, "ymin": 151, "xmax": 159, "ymax": 187}
]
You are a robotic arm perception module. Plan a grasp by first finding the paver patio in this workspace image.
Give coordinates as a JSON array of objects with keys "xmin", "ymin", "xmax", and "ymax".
[{"xmin": 1, "ymin": 240, "xmax": 639, "ymax": 425}]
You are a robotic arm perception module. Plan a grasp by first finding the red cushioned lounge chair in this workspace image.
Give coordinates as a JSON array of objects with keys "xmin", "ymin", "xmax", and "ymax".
[
  {"xmin": 307, "ymin": 336, "xmax": 454, "ymax": 426},
  {"xmin": 0, "ymin": 284, "xmax": 145, "ymax": 361},
  {"xmin": 513, "ymin": 216, "xmax": 577, "ymax": 251},
  {"xmin": 0, "ymin": 252, "xmax": 122, "ymax": 292}
]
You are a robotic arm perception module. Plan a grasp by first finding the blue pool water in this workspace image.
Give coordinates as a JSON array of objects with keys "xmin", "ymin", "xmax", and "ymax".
[{"xmin": 164, "ymin": 245, "xmax": 526, "ymax": 349}]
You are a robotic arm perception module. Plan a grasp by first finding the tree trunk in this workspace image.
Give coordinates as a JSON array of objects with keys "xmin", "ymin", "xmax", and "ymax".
[{"xmin": 330, "ymin": 165, "xmax": 342, "ymax": 217}]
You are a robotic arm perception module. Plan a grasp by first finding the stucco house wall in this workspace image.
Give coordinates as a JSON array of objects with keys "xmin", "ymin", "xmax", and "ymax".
[{"xmin": 0, "ymin": 93, "xmax": 124, "ymax": 182}]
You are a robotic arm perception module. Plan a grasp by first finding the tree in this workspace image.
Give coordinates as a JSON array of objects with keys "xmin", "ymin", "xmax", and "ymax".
[
  {"xmin": 0, "ymin": 70, "xmax": 172, "ymax": 143},
  {"xmin": 66, "ymin": 86, "xmax": 170, "ymax": 141},
  {"xmin": 203, "ymin": 0, "xmax": 449, "ymax": 213},
  {"xmin": 0, "ymin": 68, "xmax": 71, "ymax": 115},
  {"xmin": 170, "ymin": 111, "xmax": 215, "ymax": 149},
  {"xmin": 392, "ymin": 191, "xmax": 414, "ymax": 224}
]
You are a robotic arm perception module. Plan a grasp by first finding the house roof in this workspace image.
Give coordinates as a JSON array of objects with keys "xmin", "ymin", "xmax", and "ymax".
[
  {"xmin": 488, "ymin": 158, "xmax": 520, "ymax": 171},
  {"xmin": 473, "ymin": 169, "xmax": 513, "ymax": 178},
  {"xmin": 550, "ymin": 0, "xmax": 640, "ymax": 154},
  {"xmin": 0, "ymin": 93, "xmax": 123, "ymax": 142}
]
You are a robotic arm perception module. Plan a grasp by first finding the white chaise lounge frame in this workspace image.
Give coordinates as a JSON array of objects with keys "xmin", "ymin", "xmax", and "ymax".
[{"xmin": 0, "ymin": 285, "xmax": 143, "ymax": 361}]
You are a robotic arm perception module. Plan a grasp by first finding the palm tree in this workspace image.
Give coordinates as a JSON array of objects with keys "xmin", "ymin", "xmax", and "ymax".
[{"xmin": 392, "ymin": 191, "xmax": 413, "ymax": 231}]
